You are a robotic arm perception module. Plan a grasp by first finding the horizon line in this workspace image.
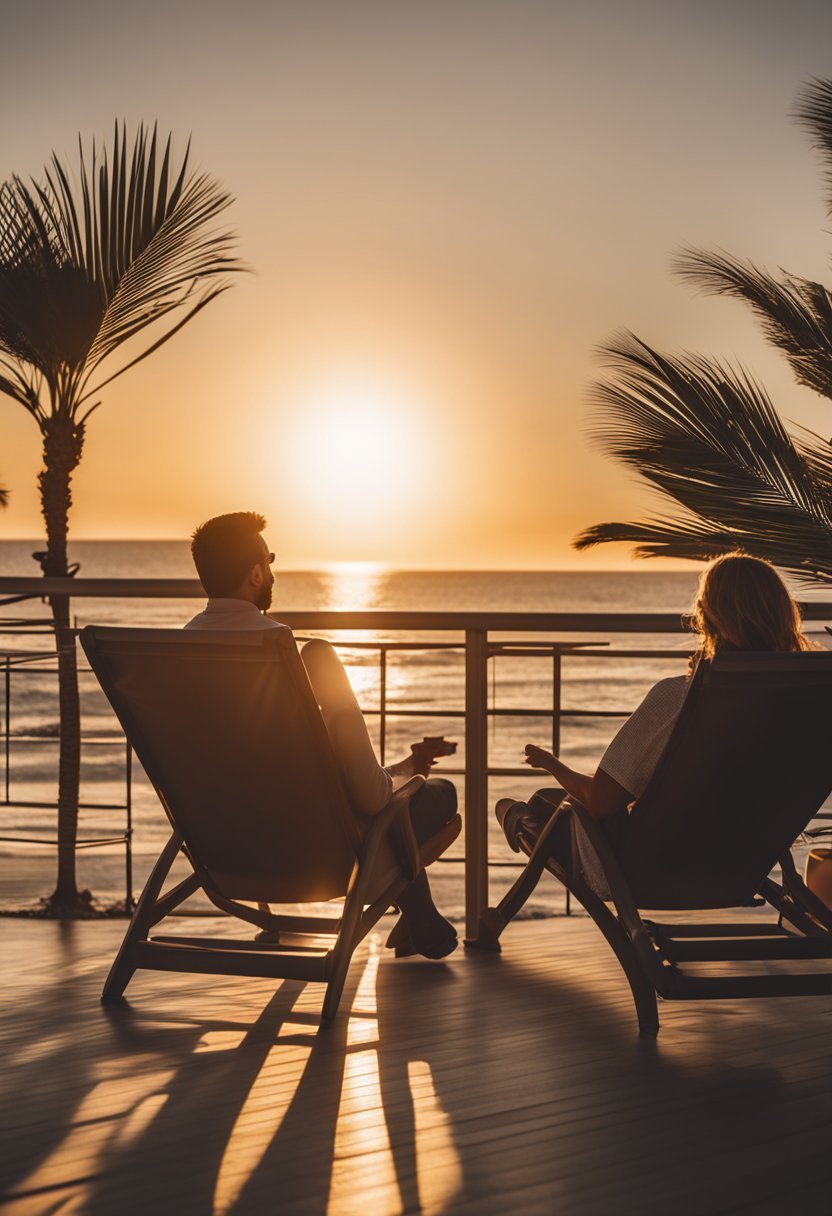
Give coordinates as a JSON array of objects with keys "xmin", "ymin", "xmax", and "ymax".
[{"xmin": 0, "ymin": 537, "xmax": 704, "ymax": 576}]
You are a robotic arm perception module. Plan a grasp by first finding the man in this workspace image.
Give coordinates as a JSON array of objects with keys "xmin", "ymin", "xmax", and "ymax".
[{"xmin": 185, "ymin": 511, "xmax": 458, "ymax": 959}]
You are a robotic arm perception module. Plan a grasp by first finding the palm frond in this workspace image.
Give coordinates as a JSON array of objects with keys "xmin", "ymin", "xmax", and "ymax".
[
  {"xmin": 573, "ymin": 334, "xmax": 832, "ymax": 584},
  {"xmin": 575, "ymin": 519, "xmax": 832, "ymax": 585},
  {"xmin": 674, "ymin": 248, "xmax": 832, "ymax": 399},
  {"xmin": 81, "ymin": 172, "xmax": 238, "ymax": 384},
  {"xmin": 0, "ymin": 361, "xmax": 42, "ymax": 416},
  {"xmin": 797, "ymin": 424, "xmax": 832, "ymax": 498},
  {"xmin": 0, "ymin": 123, "xmax": 243, "ymax": 414},
  {"xmin": 794, "ymin": 78, "xmax": 832, "ymax": 216},
  {"xmin": 0, "ymin": 180, "xmax": 99, "ymax": 385}
]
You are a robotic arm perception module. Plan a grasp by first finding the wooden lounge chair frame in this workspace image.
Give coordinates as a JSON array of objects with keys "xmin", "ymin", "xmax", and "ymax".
[
  {"xmin": 81, "ymin": 626, "xmax": 460, "ymax": 1023},
  {"xmin": 474, "ymin": 652, "xmax": 832, "ymax": 1035}
]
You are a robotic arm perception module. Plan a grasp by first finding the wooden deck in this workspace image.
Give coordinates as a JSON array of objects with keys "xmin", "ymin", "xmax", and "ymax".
[{"xmin": 2, "ymin": 914, "xmax": 832, "ymax": 1216}]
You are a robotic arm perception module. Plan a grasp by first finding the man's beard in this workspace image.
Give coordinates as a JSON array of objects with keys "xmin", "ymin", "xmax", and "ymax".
[{"xmin": 255, "ymin": 581, "xmax": 273, "ymax": 612}]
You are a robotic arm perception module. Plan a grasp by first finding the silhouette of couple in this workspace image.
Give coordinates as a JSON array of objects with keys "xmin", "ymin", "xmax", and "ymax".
[{"xmin": 185, "ymin": 511, "xmax": 814, "ymax": 959}]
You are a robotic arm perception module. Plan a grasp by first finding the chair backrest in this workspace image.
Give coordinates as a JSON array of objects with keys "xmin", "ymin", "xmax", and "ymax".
[
  {"xmin": 616, "ymin": 651, "xmax": 832, "ymax": 909},
  {"xmin": 81, "ymin": 626, "xmax": 363, "ymax": 903}
]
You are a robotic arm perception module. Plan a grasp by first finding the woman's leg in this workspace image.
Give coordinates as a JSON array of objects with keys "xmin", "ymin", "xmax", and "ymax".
[
  {"xmin": 500, "ymin": 787, "xmax": 628, "ymax": 869},
  {"xmin": 497, "ymin": 786, "xmax": 567, "ymax": 853}
]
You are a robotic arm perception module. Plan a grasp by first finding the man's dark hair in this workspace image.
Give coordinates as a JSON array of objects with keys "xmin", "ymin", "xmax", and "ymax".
[{"xmin": 191, "ymin": 511, "xmax": 268, "ymax": 596}]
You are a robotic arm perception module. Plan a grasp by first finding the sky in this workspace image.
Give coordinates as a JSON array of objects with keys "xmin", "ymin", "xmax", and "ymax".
[{"xmin": 2, "ymin": 0, "xmax": 832, "ymax": 568}]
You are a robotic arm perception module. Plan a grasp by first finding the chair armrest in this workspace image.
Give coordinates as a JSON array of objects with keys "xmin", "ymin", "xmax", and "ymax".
[
  {"xmin": 555, "ymin": 797, "xmax": 646, "ymax": 932},
  {"xmin": 562, "ymin": 797, "xmax": 617, "ymax": 871},
  {"xmin": 356, "ymin": 775, "xmax": 425, "ymax": 883}
]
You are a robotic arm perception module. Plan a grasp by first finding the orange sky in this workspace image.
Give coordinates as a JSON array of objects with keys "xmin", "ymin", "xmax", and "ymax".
[{"xmin": 2, "ymin": 1, "xmax": 832, "ymax": 569}]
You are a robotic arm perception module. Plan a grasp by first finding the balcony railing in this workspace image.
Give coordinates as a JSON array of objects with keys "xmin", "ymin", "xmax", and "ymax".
[{"xmin": 1, "ymin": 576, "xmax": 830, "ymax": 937}]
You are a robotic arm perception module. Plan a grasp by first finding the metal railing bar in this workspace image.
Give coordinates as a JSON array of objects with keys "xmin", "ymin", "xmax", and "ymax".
[
  {"xmin": 353, "ymin": 706, "xmax": 632, "ymax": 719},
  {"xmin": 487, "ymin": 766, "xmax": 572, "ymax": 777},
  {"xmin": 0, "ymin": 630, "xmax": 55, "ymax": 636},
  {"xmin": 433, "ymin": 856, "xmax": 529, "ymax": 869},
  {"xmin": 0, "ymin": 735, "xmax": 139, "ymax": 745},
  {"xmin": 302, "ymin": 638, "xmax": 689, "ymax": 657},
  {"xmin": 275, "ymin": 608, "xmax": 832, "ymax": 630},
  {"xmin": 0, "ymin": 833, "xmax": 129, "ymax": 846},
  {"xmin": 4, "ymin": 658, "xmax": 9, "ymax": 804},
  {"xmin": 307, "ymin": 640, "xmax": 464, "ymax": 651},
  {"xmin": 0, "ymin": 800, "xmax": 129, "ymax": 810},
  {"xmin": 495, "ymin": 647, "xmax": 692, "ymax": 659},
  {"xmin": 0, "ymin": 644, "xmax": 705, "ymax": 665},
  {"xmin": 487, "ymin": 707, "xmax": 633, "ymax": 718}
]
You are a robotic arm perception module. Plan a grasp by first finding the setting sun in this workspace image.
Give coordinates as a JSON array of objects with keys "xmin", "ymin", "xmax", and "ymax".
[{"xmin": 279, "ymin": 372, "xmax": 429, "ymax": 531}]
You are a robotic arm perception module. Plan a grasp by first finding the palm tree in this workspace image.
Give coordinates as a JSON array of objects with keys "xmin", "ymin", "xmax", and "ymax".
[
  {"xmin": 0, "ymin": 124, "xmax": 242, "ymax": 910},
  {"xmin": 574, "ymin": 79, "xmax": 832, "ymax": 587}
]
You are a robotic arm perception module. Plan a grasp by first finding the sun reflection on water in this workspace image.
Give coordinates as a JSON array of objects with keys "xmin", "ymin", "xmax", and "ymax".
[
  {"xmin": 322, "ymin": 562, "xmax": 387, "ymax": 706},
  {"xmin": 322, "ymin": 561, "xmax": 386, "ymax": 613}
]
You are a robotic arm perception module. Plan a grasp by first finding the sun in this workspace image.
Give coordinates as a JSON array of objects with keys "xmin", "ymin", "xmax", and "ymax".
[{"xmin": 280, "ymin": 372, "xmax": 428, "ymax": 523}]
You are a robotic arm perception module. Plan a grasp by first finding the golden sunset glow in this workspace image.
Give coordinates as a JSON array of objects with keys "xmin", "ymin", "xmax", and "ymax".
[
  {"xmin": 281, "ymin": 372, "xmax": 429, "ymax": 528},
  {"xmin": 2, "ymin": 2, "xmax": 832, "ymax": 571}
]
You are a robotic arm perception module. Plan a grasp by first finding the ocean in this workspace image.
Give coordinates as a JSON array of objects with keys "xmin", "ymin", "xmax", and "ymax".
[{"xmin": 1, "ymin": 541, "xmax": 829, "ymax": 918}]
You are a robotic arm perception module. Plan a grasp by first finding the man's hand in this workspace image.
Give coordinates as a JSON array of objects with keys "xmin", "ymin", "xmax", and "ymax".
[
  {"xmin": 410, "ymin": 737, "xmax": 457, "ymax": 777},
  {"xmin": 388, "ymin": 737, "xmax": 457, "ymax": 786}
]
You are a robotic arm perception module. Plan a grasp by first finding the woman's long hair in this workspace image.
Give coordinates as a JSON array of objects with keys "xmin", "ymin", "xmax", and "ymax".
[{"xmin": 689, "ymin": 553, "xmax": 811, "ymax": 669}]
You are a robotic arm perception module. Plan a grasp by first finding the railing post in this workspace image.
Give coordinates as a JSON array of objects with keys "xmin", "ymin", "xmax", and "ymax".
[
  {"xmin": 4, "ymin": 657, "xmax": 10, "ymax": 805},
  {"xmin": 464, "ymin": 628, "xmax": 489, "ymax": 942},
  {"xmin": 125, "ymin": 742, "xmax": 133, "ymax": 909},
  {"xmin": 551, "ymin": 649, "xmax": 562, "ymax": 757},
  {"xmin": 552, "ymin": 649, "xmax": 570, "ymax": 914},
  {"xmin": 379, "ymin": 647, "xmax": 387, "ymax": 766}
]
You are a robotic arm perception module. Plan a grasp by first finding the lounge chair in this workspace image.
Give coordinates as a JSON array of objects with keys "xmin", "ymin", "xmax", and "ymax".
[
  {"xmin": 80, "ymin": 626, "xmax": 461, "ymax": 1023},
  {"xmin": 476, "ymin": 651, "xmax": 832, "ymax": 1035}
]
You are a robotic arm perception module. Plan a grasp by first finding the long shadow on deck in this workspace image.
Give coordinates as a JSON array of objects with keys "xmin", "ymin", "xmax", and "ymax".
[{"xmin": 3, "ymin": 923, "xmax": 832, "ymax": 1215}]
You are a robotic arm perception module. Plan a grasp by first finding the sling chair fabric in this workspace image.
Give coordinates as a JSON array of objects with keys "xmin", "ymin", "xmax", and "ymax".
[
  {"xmin": 81, "ymin": 625, "xmax": 460, "ymax": 1022},
  {"xmin": 475, "ymin": 651, "xmax": 832, "ymax": 1035}
]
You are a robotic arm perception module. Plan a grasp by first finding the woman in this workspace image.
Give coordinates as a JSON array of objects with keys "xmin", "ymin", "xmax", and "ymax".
[{"xmin": 498, "ymin": 553, "xmax": 812, "ymax": 855}]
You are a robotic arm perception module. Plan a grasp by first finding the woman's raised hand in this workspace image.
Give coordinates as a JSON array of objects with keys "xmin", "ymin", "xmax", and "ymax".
[{"xmin": 524, "ymin": 743, "xmax": 556, "ymax": 772}]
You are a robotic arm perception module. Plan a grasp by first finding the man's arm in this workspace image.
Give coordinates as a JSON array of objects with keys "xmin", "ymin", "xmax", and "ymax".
[{"xmin": 386, "ymin": 754, "xmax": 422, "ymax": 788}]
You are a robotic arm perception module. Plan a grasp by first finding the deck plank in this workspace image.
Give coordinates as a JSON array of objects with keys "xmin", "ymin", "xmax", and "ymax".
[{"xmin": 1, "ymin": 914, "xmax": 832, "ymax": 1215}]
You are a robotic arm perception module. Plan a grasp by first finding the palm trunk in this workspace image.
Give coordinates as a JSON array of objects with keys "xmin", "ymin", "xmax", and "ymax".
[{"xmin": 39, "ymin": 416, "xmax": 87, "ymax": 911}]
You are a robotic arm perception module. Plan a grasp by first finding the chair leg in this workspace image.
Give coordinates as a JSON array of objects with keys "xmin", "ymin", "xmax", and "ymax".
[
  {"xmin": 577, "ymin": 881, "xmax": 659, "ymax": 1036},
  {"xmin": 481, "ymin": 798, "xmax": 660, "ymax": 1034},
  {"xmin": 471, "ymin": 837, "xmax": 552, "ymax": 951},
  {"xmin": 321, "ymin": 945, "xmax": 352, "ymax": 1024},
  {"xmin": 321, "ymin": 880, "xmax": 368, "ymax": 1025},
  {"xmin": 102, "ymin": 832, "xmax": 182, "ymax": 1003}
]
